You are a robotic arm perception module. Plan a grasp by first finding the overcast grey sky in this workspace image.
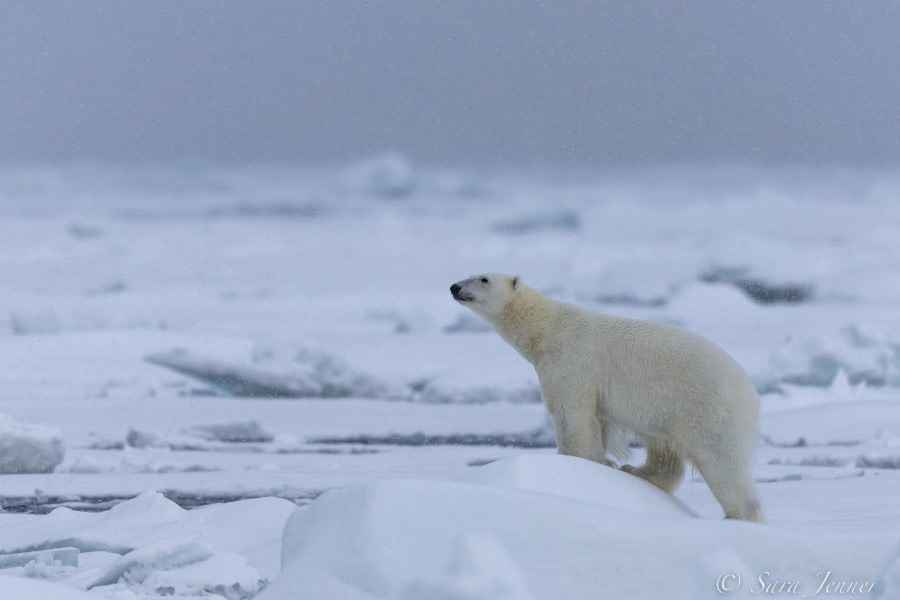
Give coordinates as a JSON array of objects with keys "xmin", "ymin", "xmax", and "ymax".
[{"xmin": 1, "ymin": 1, "xmax": 898, "ymax": 166}]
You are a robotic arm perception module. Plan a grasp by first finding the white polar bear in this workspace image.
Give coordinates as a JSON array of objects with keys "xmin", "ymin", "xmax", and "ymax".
[{"xmin": 450, "ymin": 273, "xmax": 765, "ymax": 523}]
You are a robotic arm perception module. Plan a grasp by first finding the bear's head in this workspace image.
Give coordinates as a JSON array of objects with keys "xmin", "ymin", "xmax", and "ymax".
[{"xmin": 450, "ymin": 273, "xmax": 520, "ymax": 319}]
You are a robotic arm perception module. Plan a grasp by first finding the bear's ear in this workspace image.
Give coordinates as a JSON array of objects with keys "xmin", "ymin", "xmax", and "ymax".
[{"xmin": 510, "ymin": 275, "xmax": 520, "ymax": 290}]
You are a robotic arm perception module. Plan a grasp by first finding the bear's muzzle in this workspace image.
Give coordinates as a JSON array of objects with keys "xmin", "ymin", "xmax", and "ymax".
[{"xmin": 450, "ymin": 282, "xmax": 473, "ymax": 302}]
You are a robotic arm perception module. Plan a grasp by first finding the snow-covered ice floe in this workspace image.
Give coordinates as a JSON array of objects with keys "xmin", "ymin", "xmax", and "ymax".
[
  {"xmin": 259, "ymin": 455, "xmax": 899, "ymax": 600},
  {"xmin": 144, "ymin": 334, "xmax": 541, "ymax": 404},
  {"xmin": 3, "ymin": 453, "xmax": 899, "ymax": 599},
  {"xmin": 145, "ymin": 347, "xmax": 401, "ymax": 400},
  {"xmin": 0, "ymin": 491, "xmax": 295, "ymax": 599},
  {"xmin": 0, "ymin": 415, "xmax": 65, "ymax": 474}
]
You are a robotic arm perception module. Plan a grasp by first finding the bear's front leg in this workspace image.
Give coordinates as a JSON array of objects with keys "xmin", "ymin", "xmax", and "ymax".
[{"xmin": 539, "ymin": 376, "xmax": 611, "ymax": 466}]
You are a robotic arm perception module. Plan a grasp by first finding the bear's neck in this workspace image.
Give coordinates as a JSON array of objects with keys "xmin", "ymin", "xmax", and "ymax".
[{"xmin": 490, "ymin": 286, "xmax": 556, "ymax": 365}]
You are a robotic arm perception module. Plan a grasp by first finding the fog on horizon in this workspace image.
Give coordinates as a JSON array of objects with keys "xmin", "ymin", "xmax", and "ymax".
[{"xmin": 1, "ymin": 1, "xmax": 899, "ymax": 168}]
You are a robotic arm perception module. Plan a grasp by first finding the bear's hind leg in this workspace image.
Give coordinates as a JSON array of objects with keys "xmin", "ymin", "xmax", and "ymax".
[
  {"xmin": 693, "ymin": 453, "xmax": 766, "ymax": 523},
  {"xmin": 621, "ymin": 442, "xmax": 684, "ymax": 494}
]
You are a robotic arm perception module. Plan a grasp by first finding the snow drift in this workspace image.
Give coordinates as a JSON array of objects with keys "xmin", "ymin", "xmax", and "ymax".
[{"xmin": 260, "ymin": 455, "xmax": 897, "ymax": 600}]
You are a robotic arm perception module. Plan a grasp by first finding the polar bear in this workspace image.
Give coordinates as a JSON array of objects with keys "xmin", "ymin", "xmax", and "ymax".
[{"xmin": 450, "ymin": 273, "xmax": 765, "ymax": 523}]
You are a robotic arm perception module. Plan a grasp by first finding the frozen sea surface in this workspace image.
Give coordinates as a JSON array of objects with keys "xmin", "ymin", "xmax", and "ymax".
[{"xmin": 2, "ymin": 161, "xmax": 900, "ymax": 598}]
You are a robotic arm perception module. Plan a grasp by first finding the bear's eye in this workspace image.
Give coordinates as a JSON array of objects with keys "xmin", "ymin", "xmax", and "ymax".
[{"xmin": 480, "ymin": 277, "xmax": 489, "ymax": 283}]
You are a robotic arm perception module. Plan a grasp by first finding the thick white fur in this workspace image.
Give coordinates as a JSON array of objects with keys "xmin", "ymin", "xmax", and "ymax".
[{"xmin": 451, "ymin": 273, "xmax": 765, "ymax": 523}]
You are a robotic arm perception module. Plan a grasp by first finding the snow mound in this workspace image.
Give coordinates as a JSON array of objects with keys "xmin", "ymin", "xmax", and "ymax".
[
  {"xmin": 261, "ymin": 455, "xmax": 896, "ymax": 600},
  {"xmin": 0, "ymin": 415, "xmax": 65, "ymax": 474},
  {"xmin": 457, "ymin": 454, "xmax": 693, "ymax": 517},
  {"xmin": 396, "ymin": 534, "xmax": 532, "ymax": 600}
]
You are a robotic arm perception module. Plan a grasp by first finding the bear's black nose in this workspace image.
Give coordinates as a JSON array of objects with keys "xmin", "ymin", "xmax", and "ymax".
[{"xmin": 450, "ymin": 283, "xmax": 461, "ymax": 296}]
